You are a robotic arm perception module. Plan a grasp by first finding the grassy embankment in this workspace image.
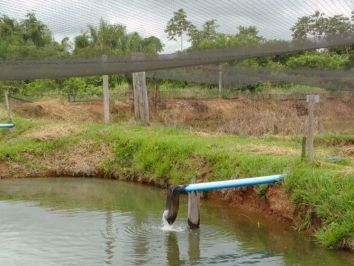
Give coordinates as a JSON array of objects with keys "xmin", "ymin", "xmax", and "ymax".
[{"xmin": 0, "ymin": 116, "xmax": 353, "ymax": 249}]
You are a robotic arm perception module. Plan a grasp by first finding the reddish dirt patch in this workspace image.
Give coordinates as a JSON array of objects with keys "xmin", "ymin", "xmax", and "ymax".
[
  {"xmin": 266, "ymin": 184, "xmax": 296, "ymax": 223},
  {"xmin": 209, "ymin": 184, "xmax": 296, "ymax": 224},
  {"xmin": 0, "ymin": 161, "xmax": 8, "ymax": 177}
]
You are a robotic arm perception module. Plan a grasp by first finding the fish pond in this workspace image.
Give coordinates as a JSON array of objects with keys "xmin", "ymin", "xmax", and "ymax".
[{"xmin": 0, "ymin": 178, "xmax": 352, "ymax": 265}]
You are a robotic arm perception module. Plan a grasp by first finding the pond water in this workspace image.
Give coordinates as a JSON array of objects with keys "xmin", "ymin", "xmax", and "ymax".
[{"xmin": 0, "ymin": 178, "xmax": 352, "ymax": 266}]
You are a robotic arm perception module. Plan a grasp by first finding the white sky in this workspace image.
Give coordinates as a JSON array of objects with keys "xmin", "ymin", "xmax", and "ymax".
[{"xmin": 1, "ymin": 0, "xmax": 353, "ymax": 53}]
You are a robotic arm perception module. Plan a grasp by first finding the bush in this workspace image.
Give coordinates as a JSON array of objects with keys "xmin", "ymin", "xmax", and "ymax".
[
  {"xmin": 62, "ymin": 77, "xmax": 86, "ymax": 101},
  {"xmin": 286, "ymin": 52, "xmax": 349, "ymax": 70}
]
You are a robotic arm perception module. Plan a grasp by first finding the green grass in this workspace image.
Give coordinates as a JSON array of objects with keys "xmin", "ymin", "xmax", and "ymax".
[{"xmin": 0, "ymin": 118, "xmax": 353, "ymax": 248}]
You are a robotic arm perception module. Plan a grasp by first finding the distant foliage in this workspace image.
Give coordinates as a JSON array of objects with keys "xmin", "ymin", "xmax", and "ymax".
[
  {"xmin": 286, "ymin": 52, "xmax": 349, "ymax": 69},
  {"xmin": 1, "ymin": 10, "xmax": 354, "ymax": 97},
  {"xmin": 0, "ymin": 13, "xmax": 70, "ymax": 60},
  {"xmin": 291, "ymin": 11, "xmax": 354, "ymax": 41},
  {"xmin": 74, "ymin": 19, "xmax": 163, "ymax": 57}
]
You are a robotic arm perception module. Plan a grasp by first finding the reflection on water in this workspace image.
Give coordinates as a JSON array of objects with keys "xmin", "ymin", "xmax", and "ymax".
[
  {"xmin": 103, "ymin": 211, "xmax": 115, "ymax": 265},
  {"xmin": 188, "ymin": 230, "xmax": 200, "ymax": 264},
  {"xmin": 166, "ymin": 232, "xmax": 180, "ymax": 266},
  {"xmin": 0, "ymin": 178, "xmax": 352, "ymax": 266}
]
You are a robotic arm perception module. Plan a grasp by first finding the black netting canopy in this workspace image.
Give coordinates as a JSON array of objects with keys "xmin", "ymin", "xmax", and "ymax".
[{"xmin": 0, "ymin": 0, "xmax": 353, "ymax": 89}]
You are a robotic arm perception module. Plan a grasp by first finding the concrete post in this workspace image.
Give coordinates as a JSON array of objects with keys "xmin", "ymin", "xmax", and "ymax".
[
  {"xmin": 102, "ymin": 55, "xmax": 110, "ymax": 125},
  {"xmin": 4, "ymin": 90, "xmax": 12, "ymax": 121},
  {"xmin": 218, "ymin": 64, "xmax": 222, "ymax": 98},
  {"xmin": 306, "ymin": 95, "xmax": 319, "ymax": 163}
]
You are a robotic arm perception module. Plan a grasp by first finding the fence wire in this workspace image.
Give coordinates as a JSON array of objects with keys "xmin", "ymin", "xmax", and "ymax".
[{"xmin": 148, "ymin": 65, "xmax": 354, "ymax": 91}]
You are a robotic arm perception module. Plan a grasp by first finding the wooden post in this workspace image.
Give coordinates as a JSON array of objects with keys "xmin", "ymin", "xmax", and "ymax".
[
  {"xmin": 4, "ymin": 90, "xmax": 12, "ymax": 121},
  {"xmin": 306, "ymin": 95, "xmax": 319, "ymax": 163},
  {"xmin": 301, "ymin": 136, "xmax": 306, "ymax": 161},
  {"xmin": 102, "ymin": 55, "xmax": 110, "ymax": 125},
  {"xmin": 154, "ymin": 74, "xmax": 159, "ymax": 113},
  {"xmin": 132, "ymin": 53, "xmax": 149, "ymax": 124},
  {"xmin": 187, "ymin": 177, "xmax": 200, "ymax": 229},
  {"xmin": 218, "ymin": 65, "xmax": 222, "ymax": 98}
]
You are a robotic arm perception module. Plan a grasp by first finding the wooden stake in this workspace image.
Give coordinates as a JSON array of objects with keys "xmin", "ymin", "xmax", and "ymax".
[
  {"xmin": 132, "ymin": 53, "xmax": 149, "ymax": 125},
  {"xmin": 306, "ymin": 95, "xmax": 319, "ymax": 163},
  {"xmin": 301, "ymin": 136, "xmax": 306, "ymax": 161},
  {"xmin": 187, "ymin": 177, "xmax": 200, "ymax": 229},
  {"xmin": 154, "ymin": 75, "xmax": 159, "ymax": 113},
  {"xmin": 4, "ymin": 90, "xmax": 12, "ymax": 121}
]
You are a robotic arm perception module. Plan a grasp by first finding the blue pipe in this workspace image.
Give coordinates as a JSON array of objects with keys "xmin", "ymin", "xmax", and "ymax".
[
  {"xmin": 183, "ymin": 174, "xmax": 284, "ymax": 192},
  {"xmin": 0, "ymin": 123, "xmax": 15, "ymax": 129}
]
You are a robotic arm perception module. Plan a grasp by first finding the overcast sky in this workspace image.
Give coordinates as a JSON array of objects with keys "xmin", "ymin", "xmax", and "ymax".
[{"xmin": 1, "ymin": 0, "xmax": 353, "ymax": 53}]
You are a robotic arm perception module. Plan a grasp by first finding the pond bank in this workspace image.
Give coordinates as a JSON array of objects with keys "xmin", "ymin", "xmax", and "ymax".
[{"xmin": 0, "ymin": 119, "xmax": 353, "ymax": 250}]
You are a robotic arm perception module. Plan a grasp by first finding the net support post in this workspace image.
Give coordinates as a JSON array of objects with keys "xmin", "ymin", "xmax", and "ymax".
[
  {"xmin": 306, "ymin": 94, "xmax": 319, "ymax": 163},
  {"xmin": 4, "ymin": 90, "xmax": 12, "ymax": 121},
  {"xmin": 218, "ymin": 64, "xmax": 222, "ymax": 98},
  {"xmin": 102, "ymin": 55, "xmax": 110, "ymax": 125},
  {"xmin": 132, "ymin": 53, "xmax": 149, "ymax": 125}
]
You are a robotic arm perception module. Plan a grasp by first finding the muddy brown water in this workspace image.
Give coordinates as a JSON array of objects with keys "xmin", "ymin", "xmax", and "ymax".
[{"xmin": 0, "ymin": 178, "xmax": 352, "ymax": 266}]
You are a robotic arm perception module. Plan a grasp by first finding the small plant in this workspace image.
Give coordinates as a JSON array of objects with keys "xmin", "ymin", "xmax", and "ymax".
[
  {"xmin": 256, "ymin": 184, "xmax": 269, "ymax": 198},
  {"xmin": 221, "ymin": 89, "xmax": 231, "ymax": 99}
]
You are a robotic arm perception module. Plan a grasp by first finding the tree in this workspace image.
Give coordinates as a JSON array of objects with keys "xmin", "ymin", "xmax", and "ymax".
[
  {"xmin": 188, "ymin": 19, "xmax": 219, "ymax": 48},
  {"xmin": 291, "ymin": 11, "xmax": 354, "ymax": 56},
  {"xmin": 74, "ymin": 18, "xmax": 163, "ymax": 57},
  {"xmin": 197, "ymin": 25, "xmax": 264, "ymax": 49},
  {"xmin": 291, "ymin": 11, "xmax": 353, "ymax": 41},
  {"xmin": 165, "ymin": 8, "xmax": 191, "ymax": 50},
  {"xmin": 126, "ymin": 32, "xmax": 143, "ymax": 52},
  {"xmin": 141, "ymin": 36, "xmax": 163, "ymax": 54},
  {"xmin": 0, "ymin": 15, "xmax": 19, "ymax": 39},
  {"xmin": 237, "ymin": 26, "xmax": 263, "ymax": 43},
  {"xmin": 74, "ymin": 33, "xmax": 90, "ymax": 50},
  {"xmin": 0, "ymin": 12, "xmax": 70, "ymax": 60},
  {"xmin": 74, "ymin": 19, "xmax": 128, "ymax": 57},
  {"xmin": 21, "ymin": 12, "xmax": 52, "ymax": 47},
  {"xmin": 60, "ymin": 37, "xmax": 72, "ymax": 52}
]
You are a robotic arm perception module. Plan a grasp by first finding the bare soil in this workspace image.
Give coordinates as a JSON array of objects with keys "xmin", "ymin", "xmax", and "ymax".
[
  {"xmin": 12, "ymin": 97, "xmax": 354, "ymax": 135},
  {"xmin": 209, "ymin": 184, "xmax": 297, "ymax": 225}
]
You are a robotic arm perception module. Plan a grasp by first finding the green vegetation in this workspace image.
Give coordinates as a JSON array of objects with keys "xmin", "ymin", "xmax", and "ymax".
[
  {"xmin": 73, "ymin": 18, "xmax": 163, "ymax": 57},
  {"xmin": 1, "ymin": 9, "xmax": 354, "ymax": 99},
  {"xmin": 0, "ymin": 12, "xmax": 70, "ymax": 60},
  {"xmin": 0, "ymin": 118, "xmax": 353, "ymax": 248}
]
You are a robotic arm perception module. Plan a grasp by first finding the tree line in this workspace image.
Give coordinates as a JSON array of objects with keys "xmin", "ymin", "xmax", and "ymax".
[
  {"xmin": 0, "ymin": 9, "xmax": 353, "ymax": 98},
  {"xmin": 165, "ymin": 9, "xmax": 354, "ymax": 69}
]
